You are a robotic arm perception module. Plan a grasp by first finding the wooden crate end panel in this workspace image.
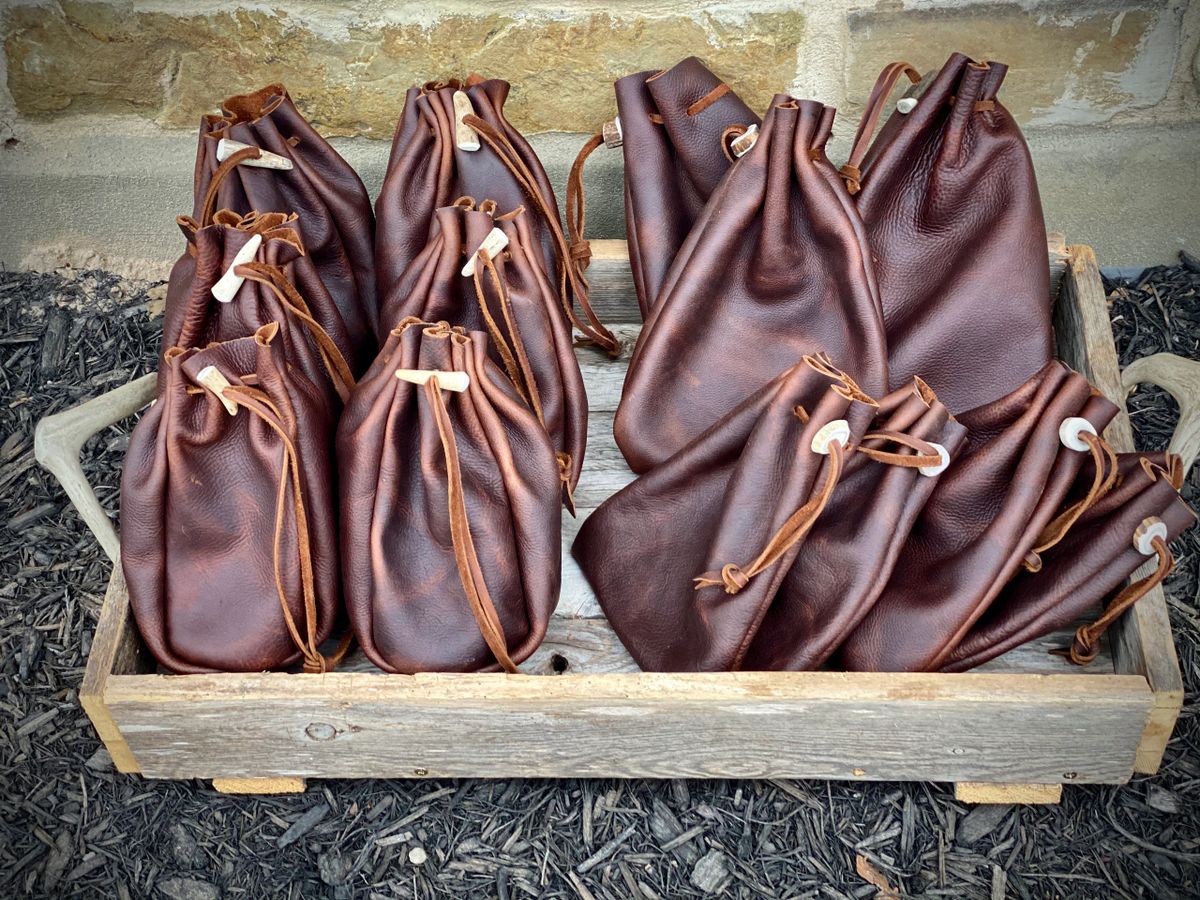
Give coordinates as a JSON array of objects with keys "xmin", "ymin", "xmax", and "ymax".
[
  {"xmin": 105, "ymin": 672, "xmax": 1150, "ymax": 783},
  {"xmin": 954, "ymin": 782, "xmax": 1063, "ymax": 805},
  {"xmin": 1133, "ymin": 685, "xmax": 1185, "ymax": 775},
  {"xmin": 211, "ymin": 777, "xmax": 307, "ymax": 795}
]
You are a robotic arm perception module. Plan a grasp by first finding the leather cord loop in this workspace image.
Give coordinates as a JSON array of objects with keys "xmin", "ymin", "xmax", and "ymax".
[
  {"xmin": 423, "ymin": 376, "xmax": 520, "ymax": 673},
  {"xmin": 235, "ymin": 262, "xmax": 356, "ymax": 403},
  {"xmin": 199, "ymin": 146, "xmax": 263, "ymax": 227},
  {"xmin": 223, "ymin": 384, "xmax": 351, "ymax": 673},
  {"xmin": 841, "ymin": 61, "xmax": 921, "ymax": 195},
  {"xmin": 463, "ymin": 115, "xmax": 620, "ymax": 357},
  {"xmin": 1022, "ymin": 431, "xmax": 1118, "ymax": 572},
  {"xmin": 1057, "ymin": 535, "xmax": 1173, "ymax": 665}
]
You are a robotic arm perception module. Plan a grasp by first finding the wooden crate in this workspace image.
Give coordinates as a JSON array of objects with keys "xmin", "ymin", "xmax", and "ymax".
[{"xmin": 79, "ymin": 237, "xmax": 1183, "ymax": 803}]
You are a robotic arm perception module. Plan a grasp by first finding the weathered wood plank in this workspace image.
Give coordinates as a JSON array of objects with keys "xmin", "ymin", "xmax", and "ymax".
[
  {"xmin": 1054, "ymin": 244, "xmax": 1183, "ymax": 775},
  {"xmin": 955, "ymin": 783, "xmax": 1062, "ymax": 805},
  {"xmin": 106, "ymin": 669, "xmax": 1149, "ymax": 782},
  {"xmin": 79, "ymin": 567, "xmax": 145, "ymax": 774}
]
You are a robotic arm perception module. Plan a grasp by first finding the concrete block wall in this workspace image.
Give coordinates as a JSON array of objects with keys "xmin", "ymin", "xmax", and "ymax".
[{"xmin": 1, "ymin": 0, "xmax": 1198, "ymax": 271}]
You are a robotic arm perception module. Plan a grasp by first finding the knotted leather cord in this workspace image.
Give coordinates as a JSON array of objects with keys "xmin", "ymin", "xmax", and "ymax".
[
  {"xmin": 566, "ymin": 132, "xmax": 604, "ymax": 274},
  {"xmin": 199, "ymin": 145, "xmax": 263, "ymax": 226},
  {"xmin": 839, "ymin": 61, "xmax": 921, "ymax": 196},
  {"xmin": 1022, "ymin": 431, "xmax": 1119, "ymax": 573},
  {"xmin": 235, "ymin": 262, "xmax": 356, "ymax": 403},
  {"xmin": 423, "ymin": 376, "xmax": 520, "ymax": 673},
  {"xmin": 222, "ymin": 383, "xmax": 351, "ymax": 673},
  {"xmin": 693, "ymin": 426, "xmax": 946, "ymax": 595},
  {"xmin": 1058, "ymin": 535, "xmax": 1174, "ymax": 665},
  {"xmin": 694, "ymin": 442, "xmax": 846, "ymax": 595},
  {"xmin": 462, "ymin": 114, "xmax": 620, "ymax": 357}
]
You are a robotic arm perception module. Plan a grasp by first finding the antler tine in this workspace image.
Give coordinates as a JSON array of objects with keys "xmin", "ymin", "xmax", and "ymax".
[{"xmin": 1122, "ymin": 352, "xmax": 1200, "ymax": 475}]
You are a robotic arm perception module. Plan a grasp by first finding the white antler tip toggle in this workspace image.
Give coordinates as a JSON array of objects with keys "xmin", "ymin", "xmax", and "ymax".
[
  {"xmin": 396, "ymin": 369, "xmax": 471, "ymax": 393},
  {"xmin": 195, "ymin": 366, "xmax": 238, "ymax": 416},
  {"xmin": 731, "ymin": 124, "xmax": 759, "ymax": 158},
  {"xmin": 215, "ymin": 138, "xmax": 293, "ymax": 170},
  {"xmin": 896, "ymin": 97, "xmax": 918, "ymax": 114},
  {"xmin": 1134, "ymin": 516, "xmax": 1169, "ymax": 556},
  {"xmin": 452, "ymin": 90, "xmax": 481, "ymax": 152},
  {"xmin": 1059, "ymin": 416, "xmax": 1098, "ymax": 452},
  {"xmin": 811, "ymin": 419, "xmax": 851, "ymax": 455},
  {"xmin": 461, "ymin": 227, "xmax": 509, "ymax": 277},
  {"xmin": 919, "ymin": 442, "xmax": 951, "ymax": 477},
  {"xmin": 211, "ymin": 233, "xmax": 262, "ymax": 303},
  {"xmin": 602, "ymin": 117, "xmax": 623, "ymax": 148}
]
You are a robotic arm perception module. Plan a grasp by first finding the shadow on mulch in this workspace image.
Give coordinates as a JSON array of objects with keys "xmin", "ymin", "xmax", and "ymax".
[{"xmin": 0, "ymin": 262, "xmax": 1197, "ymax": 899}]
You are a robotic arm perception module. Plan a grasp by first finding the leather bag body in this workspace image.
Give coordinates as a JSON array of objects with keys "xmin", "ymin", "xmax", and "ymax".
[
  {"xmin": 838, "ymin": 361, "xmax": 1120, "ymax": 672},
  {"xmin": 338, "ymin": 320, "xmax": 561, "ymax": 674},
  {"xmin": 577, "ymin": 357, "xmax": 949, "ymax": 672},
  {"xmin": 943, "ymin": 452, "xmax": 1196, "ymax": 671},
  {"xmin": 847, "ymin": 53, "xmax": 1052, "ymax": 413},
  {"xmin": 376, "ymin": 79, "xmax": 618, "ymax": 355},
  {"xmin": 163, "ymin": 210, "xmax": 355, "ymax": 406},
  {"xmin": 615, "ymin": 96, "xmax": 888, "ymax": 473},
  {"xmin": 377, "ymin": 199, "xmax": 587, "ymax": 499},
  {"xmin": 613, "ymin": 57, "xmax": 760, "ymax": 318},
  {"xmin": 121, "ymin": 323, "xmax": 341, "ymax": 674},
  {"xmin": 741, "ymin": 379, "xmax": 967, "ymax": 671},
  {"xmin": 195, "ymin": 84, "xmax": 378, "ymax": 360}
]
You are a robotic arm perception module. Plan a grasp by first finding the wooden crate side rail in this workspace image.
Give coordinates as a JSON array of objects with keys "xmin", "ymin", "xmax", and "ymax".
[
  {"xmin": 101, "ymin": 665, "xmax": 1152, "ymax": 783},
  {"xmin": 1054, "ymin": 245, "xmax": 1184, "ymax": 774}
]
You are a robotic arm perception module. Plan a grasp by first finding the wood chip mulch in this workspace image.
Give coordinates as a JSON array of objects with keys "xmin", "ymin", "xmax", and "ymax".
[{"xmin": 1, "ymin": 259, "xmax": 1198, "ymax": 899}]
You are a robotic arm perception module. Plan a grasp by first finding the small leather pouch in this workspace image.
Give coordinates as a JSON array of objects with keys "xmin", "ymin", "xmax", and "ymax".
[
  {"xmin": 194, "ymin": 84, "xmax": 378, "ymax": 361},
  {"xmin": 577, "ymin": 357, "xmax": 951, "ymax": 672},
  {"xmin": 122, "ymin": 323, "xmax": 343, "ymax": 674},
  {"xmin": 377, "ymin": 199, "xmax": 588, "ymax": 505},
  {"xmin": 844, "ymin": 53, "xmax": 1053, "ymax": 413},
  {"xmin": 376, "ymin": 77, "xmax": 617, "ymax": 354},
  {"xmin": 839, "ymin": 361, "xmax": 1122, "ymax": 672},
  {"xmin": 615, "ymin": 96, "xmax": 888, "ymax": 473},
  {"xmin": 338, "ymin": 320, "xmax": 562, "ymax": 673},
  {"xmin": 943, "ymin": 452, "xmax": 1196, "ymax": 671}
]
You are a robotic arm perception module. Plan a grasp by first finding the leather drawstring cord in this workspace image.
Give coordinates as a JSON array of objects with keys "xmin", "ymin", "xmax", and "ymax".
[
  {"xmin": 566, "ymin": 132, "xmax": 604, "ymax": 272},
  {"xmin": 693, "ymin": 427, "xmax": 945, "ymax": 595},
  {"xmin": 695, "ymin": 441, "xmax": 845, "ymax": 595},
  {"xmin": 423, "ymin": 376, "xmax": 520, "ymax": 673},
  {"xmin": 840, "ymin": 62, "xmax": 921, "ymax": 195},
  {"xmin": 1023, "ymin": 431, "xmax": 1119, "ymax": 572},
  {"xmin": 471, "ymin": 249, "xmax": 576, "ymax": 513},
  {"xmin": 223, "ymin": 384, "xmax": 352, "ymax": 673},
  {"xmin": 199, "ymin": 145, "xmax": 263, "ymax": 226},
  {"xmin": 235, "ymin": 262, "xmax": 356, "ymax": 403},
  {"xmin": 1058, "ymin": 530, "xmax": 1174, "ymax": 666},
  {"xmin": 462, "ymin": 114, "xmax": 620, "ymax": 357}
]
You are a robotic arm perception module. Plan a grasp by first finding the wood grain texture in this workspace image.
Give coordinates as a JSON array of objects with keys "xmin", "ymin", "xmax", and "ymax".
[
  {"xmin": 954, "ymin": 782, "xmax": 1063, "ymax": 805},
  {"xmin": 79, "ymin": 567, "xmax": 144, "ymax": 774},
  {"xmin": 105, "ymin": 669, "xmax": 1149, "ymax": 782},
  {"xmin": 211, "ymin": 776, "xmax": 307, "ymax": 794},
  {"xmin": 1054, "ymin": 245, "xmax": 1183, "ymax": 775}
]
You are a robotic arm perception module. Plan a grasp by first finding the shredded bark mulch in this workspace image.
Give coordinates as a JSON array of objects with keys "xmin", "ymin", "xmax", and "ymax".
[{"xmin": 1, "ymin": 260, "xmax": 1197, "ymax": 899}]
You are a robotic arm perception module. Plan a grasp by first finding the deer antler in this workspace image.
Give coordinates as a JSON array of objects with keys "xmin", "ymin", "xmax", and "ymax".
[
  {"xmin": 34, "ymin": 373, "xmax": 157, "ymax": 561},
  {"xmin": 1122, "ymin": 352, "xmax": 1200, "ymax": 475}
]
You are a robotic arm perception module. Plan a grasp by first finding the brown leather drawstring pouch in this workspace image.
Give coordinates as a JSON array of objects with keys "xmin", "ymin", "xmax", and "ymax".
[
  {"xmin": 941, "ymin": 452, "xmax": 1195, "ymax": 672},
  {"xmin": 193, "ymin": 84, "xmax": 378, "ymax": 360},
  {"xmin": 338, "ymin": 320, "xmax": 562, "ymax": 674},
  {"xmin": 374, "ymin": 200, "xmax": 588, "ymax": 509},
  {"xmin": 122, "ymin": 322, "xmax": 345, "ymax": 674}
]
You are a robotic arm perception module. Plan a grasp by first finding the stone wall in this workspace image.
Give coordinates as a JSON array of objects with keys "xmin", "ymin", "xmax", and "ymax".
[{"xmin": 1, "ymin": 0, "xmax": 1198, "ymax": 267}]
